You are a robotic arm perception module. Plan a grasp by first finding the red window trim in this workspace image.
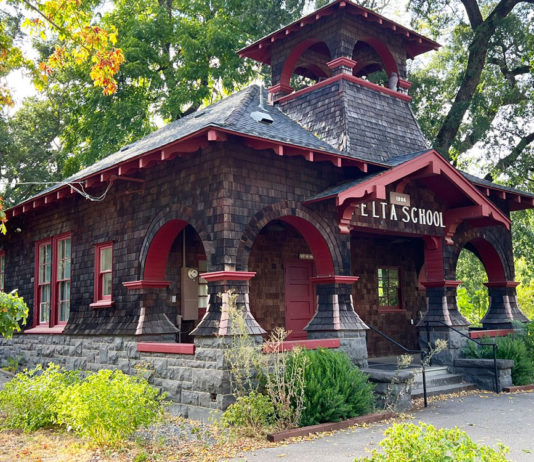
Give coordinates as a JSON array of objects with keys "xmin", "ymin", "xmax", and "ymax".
[
  {"xmin": 0, "ymin": 250, "xmax": 5, "ymax": 292},
  {"xmin": 92, "ymin": 241, "xmax": 113, "ymax": 308},
  {"xmin": 377, "ymin": 266, "xmax": 402, "ymax": 310},
  {"xmin": 32, "ymin": 232, "xmax": 72, "ymax": 330}
]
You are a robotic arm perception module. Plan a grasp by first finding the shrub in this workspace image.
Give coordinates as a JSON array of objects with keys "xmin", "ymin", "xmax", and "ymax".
[
  {"xmin": 221, "ymin": 391, "xmax": 275, "ymax": 437},
  {"xmin": 463, "ymin": 334, "xmax": 534, "ymax": 386},
  {"xmin": 357, "ymin": 422, "xmax": 509, "ymax": 461},
  {"xmin": 0, "ymin": 290, "xmax": 29, "ymax": 339},
  {"xmin": 56, "ymin": 369, "xmax": 166, "ymax": 446},
  {"xmin": 0, "ymin": 363, "xmax": 81, "ymax": 431},
  {"xmin": 290, "ymin": 349, "xmax": 374, "ymax": 427}
]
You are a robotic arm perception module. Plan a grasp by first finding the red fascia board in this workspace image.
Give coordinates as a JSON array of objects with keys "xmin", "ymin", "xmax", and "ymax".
[
  {"xmin": 199, "ymin": 271, "xmax": 256, "ymax": 282},
  {"xmin": 311, "ymin": 275, "xmax": 359, "ymax": 284},
  {"xmin": 137, "ymin": 342, "xmax": 195, "ymax": 355},
  {"xmin": 122, "ymin": 280, "xmax": 171, "ymax": 290},
  {"xmin": 263, "ymin": 338, "xmax": 341, "ymax": 353},
  {"xmin": 276, "ymin": 74, "xmax": 412, "ymax": 104},
  {"xmin": 334, "ymin": 149, "xmax": 511, "ymax": 229},
  {"xmin": 239, "ymin": 0, "xmax": 439, "ymax": 62}
]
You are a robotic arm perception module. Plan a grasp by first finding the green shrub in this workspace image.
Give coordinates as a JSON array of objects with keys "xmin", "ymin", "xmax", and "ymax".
[
  {"xmin": 463, "ymin": 334, "xmax": 534, "ymax": 386},
  {"xmin": 0, "ymin": 290, "xmax": 29, "ymax": 339},
  {"xmin": 290, "ymin": 349, "xmax": 374, "ymax": 427},
  {"xmin": 56, "ymin": 369, "xmax": 166, "ymax": 446},
  {"xmin": 357, "ymin": 422, "xmax": 509, "ymax": 461},
  {"xmin": 221, "ymin": 391, "xmax": 275, "ymax": 437},
  {"xmin": 0, "ymin": 363, "xmax": 81, "ymax": 431}
]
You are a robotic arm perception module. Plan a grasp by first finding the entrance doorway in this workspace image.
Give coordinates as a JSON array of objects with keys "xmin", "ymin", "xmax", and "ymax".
[{"xmin": 284, "ymin": 259, "xmax": 315, "ymax": 340}]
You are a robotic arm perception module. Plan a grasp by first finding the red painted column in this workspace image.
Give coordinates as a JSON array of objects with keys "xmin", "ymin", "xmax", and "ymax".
[{"xmin": 190, "ymin": 271, "xmax": 266, "ymax": 336}]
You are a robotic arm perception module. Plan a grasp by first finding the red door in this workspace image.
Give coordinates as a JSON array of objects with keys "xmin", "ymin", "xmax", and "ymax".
[{"xmin": 284, "ymin": 260, "xmax": 315, "ymax": 340}]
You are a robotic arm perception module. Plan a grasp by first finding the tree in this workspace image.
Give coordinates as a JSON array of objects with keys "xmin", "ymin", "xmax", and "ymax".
[
  {"xmin": 408, "ymin": 0, "xmax": 534, "ymax": 188},
  {"xmin": 0, "ymin": 290, "xmax": 29, "ymax": 339}
]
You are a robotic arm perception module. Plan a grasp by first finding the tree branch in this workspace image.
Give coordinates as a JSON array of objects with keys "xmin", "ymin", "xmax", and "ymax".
[
  {"xmin": 485, "ymin": 131, "xmax": 534, "ymax": 179},
  {"xmin": 461, "ymin": 0, "xmax": 483, "ymax": 29},
  {"xmin": 434, "ymin": 0, "xmax": 524, "ymax": 161}
]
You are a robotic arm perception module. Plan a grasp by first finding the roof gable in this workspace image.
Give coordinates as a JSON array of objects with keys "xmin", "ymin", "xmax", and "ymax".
[{"xmin": 306, "ymin": 149, "xmax": 512, "ymax": 242}]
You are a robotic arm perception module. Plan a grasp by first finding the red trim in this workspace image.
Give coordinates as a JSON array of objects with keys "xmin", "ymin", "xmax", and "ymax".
[
  {"xmin": 327, "ymin": 57, "xmax": 357, "ymax": 70},
  {"xmin": 199, "ymin": 271, "xmax": 256, "ymax": 282},
  {"xmin": 355, "ymin": 36, "xmax": 399, "ymax": 78},
  {"xmin": 94, "ymin": 241, "xmax": 113, "ymax": 305},
  {"xmin": 268, "ymin": 83, "xmax": 294, "ymax": 94},
  {"xmin": 137, "ymin": 342, "xmax": 195, "ymax": 355},
  {"xmin": 279, "ymin": 38, "xmax": 331, "ymax": 89},
  {"xmin": 33, "ymin": 233, "xmax": 71, "ymax": 328},
  {"xmin": 238, "ymin": 0, "xmax": 439, "ymax": 64},
  {"xmin": 24, "ymin": 325, "xmax": 65, "ymax": 335},
  {"xmin": 123, "ymin": 280, "xmax": 171, "ymax": 290},
  {"xmin": 143, "ymin": 219, "xmax": 188, "ymax": 281},
  {"xmin": 280, "ymin": 216, "xmax": 335, "ymax": 276},
  {"xmin": 90, "ymin": 300, "xmax": 115, "ymax": 309},
  {"xmin": 276, "ymin": 73, "xmax": 412, "ymax": 103},
  {"xmin": 469, "ymin": 329, "xmax": 514, "ymax": 339},
  {"xmin": 469, "ymin": 238, "xmax": 507, "ymax": 282},
  {"xmin": 484, "ymin": 281, "xmax": 520, "ymax": 288},
  {"xmin": 398, "ymin": 79, "xmax": 412, "ymax": 89},
  {"xmin": 421, "ymin": 280, "xmax": 462, "ymax": 288},
  {"xmin": 263, "ymin": 338, "xmax": 340, "ymax": 353},
  {"xmin": 311, "ymin": 275, "xmax": 359, "ymax": 284}
]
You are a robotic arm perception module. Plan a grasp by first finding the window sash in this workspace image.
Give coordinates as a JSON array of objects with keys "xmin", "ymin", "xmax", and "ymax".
[{"xmin": 95, "ymin": 243, "xmax": 113, "ymax": 302}]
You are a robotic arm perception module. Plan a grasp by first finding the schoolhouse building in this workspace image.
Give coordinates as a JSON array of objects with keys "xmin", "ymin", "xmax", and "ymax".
[{"xmin": 1, "ymin": 0, "xmax": 532, "ymax": 417}]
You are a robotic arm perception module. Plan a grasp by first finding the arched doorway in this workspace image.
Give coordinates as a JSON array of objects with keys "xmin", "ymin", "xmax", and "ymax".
[
  {"xmin": 454, "ymin": 238, "xmax": 507, "ymax": 327},
  {"xmin": 142, "ymin": 220, "xmax": 207, "ymax": 342},
  {"xmin": 248, "ymin": 217, "xmax": 334, "ymax": 340}
]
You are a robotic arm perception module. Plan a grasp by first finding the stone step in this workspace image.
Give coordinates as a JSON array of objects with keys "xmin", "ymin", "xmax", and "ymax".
[
  {"xmin": 413, "ymin": 373, "xmax": 465, "ymax": 388},
  {"xmin": 412, "ymin": 382, "xmax": 476, "ymax": 399}
]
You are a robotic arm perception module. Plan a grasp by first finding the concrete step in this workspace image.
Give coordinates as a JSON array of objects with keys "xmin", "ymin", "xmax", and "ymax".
[
  {"xmin": 412, "ymin": 382, "xmax": 477, "ymax": 399},
  {"xmin": 413, "ymin": 373, "xmax": 467, "ymax": 390}
]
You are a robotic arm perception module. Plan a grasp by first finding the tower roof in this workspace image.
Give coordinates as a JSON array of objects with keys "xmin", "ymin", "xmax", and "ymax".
[{"xmin": 239, "ymin": 0, "xmax": 440, "ymax": 65}]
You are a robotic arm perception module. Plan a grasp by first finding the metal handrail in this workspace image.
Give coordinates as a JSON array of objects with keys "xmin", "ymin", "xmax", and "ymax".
[
  {"xmin": 367, "ymin": 323, "xmax": 429, "ymax": 408},
  {"xmin": 424, "ymin": 320, "xmax": 500, "ymax": 393}
]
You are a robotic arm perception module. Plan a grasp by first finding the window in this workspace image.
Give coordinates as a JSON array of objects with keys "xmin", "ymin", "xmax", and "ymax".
[
  {"xmin": 34, "ymin": 233, "xmax": 71, "ymax": 326},
  {"xmin": 92, "ymin": 242, "xmax": 113, "ymax": 308},
  {"xmin": 377, "ymin": 267, "xmax": 400, "ymax": 309},
  {"xmin": 0, "ymin": 251, "xmax": 5, "ymax": 291}
]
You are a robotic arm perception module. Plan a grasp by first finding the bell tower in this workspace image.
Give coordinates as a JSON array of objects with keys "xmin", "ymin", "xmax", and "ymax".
[{"xmin": 239, "ymin": 0, "xmax": 440, "ymax": 164}]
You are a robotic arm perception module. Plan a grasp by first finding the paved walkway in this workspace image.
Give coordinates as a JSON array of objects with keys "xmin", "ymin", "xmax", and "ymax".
[{"xmin": 228, "ymin": 392, "xmax": 534, "ymax": 462}]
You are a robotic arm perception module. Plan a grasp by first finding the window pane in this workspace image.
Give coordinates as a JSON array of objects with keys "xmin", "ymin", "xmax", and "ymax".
[
  {"xmin": 58, "ymin": 281, "xmax": 70, "ymax": 322},
  {"xmin": 40, "ymin": 285, "xmax": 50, "ymax": 323},
  {"xmin": 102, "ymin": 272, "xmax": 112, "ymax": 297},
  {"xmin": 100, "ymin": 247, "xmax": 112, "ymax": 272}
]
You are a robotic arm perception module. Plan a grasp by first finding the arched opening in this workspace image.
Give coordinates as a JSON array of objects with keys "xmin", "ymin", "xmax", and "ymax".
[
  {"xmin": 143, "ymin": 220, "xmax": 207, "ymax": 342},
  {"xmin": 248, "ymin": 217, "xmax": 335, "ymax": 340},
  {"xmin": 280, "ymin": 39, "xmax": 332, "ymax": 91},
  {"xmin": 455, "ymin": 238, "xmax": 506, "ymax": 325},
  {"xmin": 352, "ymin": 38, "xmax": 399, "ymax": 89}
]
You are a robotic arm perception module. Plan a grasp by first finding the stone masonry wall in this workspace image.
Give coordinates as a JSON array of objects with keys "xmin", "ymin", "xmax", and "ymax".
[{"xmin": 0, "ymin": 334, "xmax": 236, "ymax": 420}]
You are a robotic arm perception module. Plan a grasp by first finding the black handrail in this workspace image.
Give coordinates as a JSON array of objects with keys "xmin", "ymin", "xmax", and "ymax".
[
  {"xmin": 424, "ymin": 321, "xmax": 500, "ymax": 393},
  {"xmin": 367, "ymin": 323, "xmax": 429, "ymax": 408}
]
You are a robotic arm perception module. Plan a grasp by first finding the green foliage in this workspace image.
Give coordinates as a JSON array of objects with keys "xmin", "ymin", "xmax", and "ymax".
[
  {"xmin": 0, "ymin": 290, "xmax": 29, "ymax": 339},
  {"xmin": 221, "ymin": 391, "xmax": 275, "ymax": 437},
  {"xmin": 1, "ymin": 355, "xmax": 23, "ymax": 373},
  {"xmin": 56, "ymin": 369, "xmax": 166, "ymax": 446},
  {"xmin": 455, "ymin": 249, "xmax": 488, "ymax": 325},
  {"xmin": 0, "ymin": 363, "xmax": 81, "ymax": 431},
  {"xmin": 463, "ymin": 331, "xmax": 534, "ymax": 386},
  {"xmin": 292, "ymin": 349, "xmax": 374, "ymax": 427},
  {"xmin": 357, "ymin": 422, "xmax": 509, "ymax": 461}
]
